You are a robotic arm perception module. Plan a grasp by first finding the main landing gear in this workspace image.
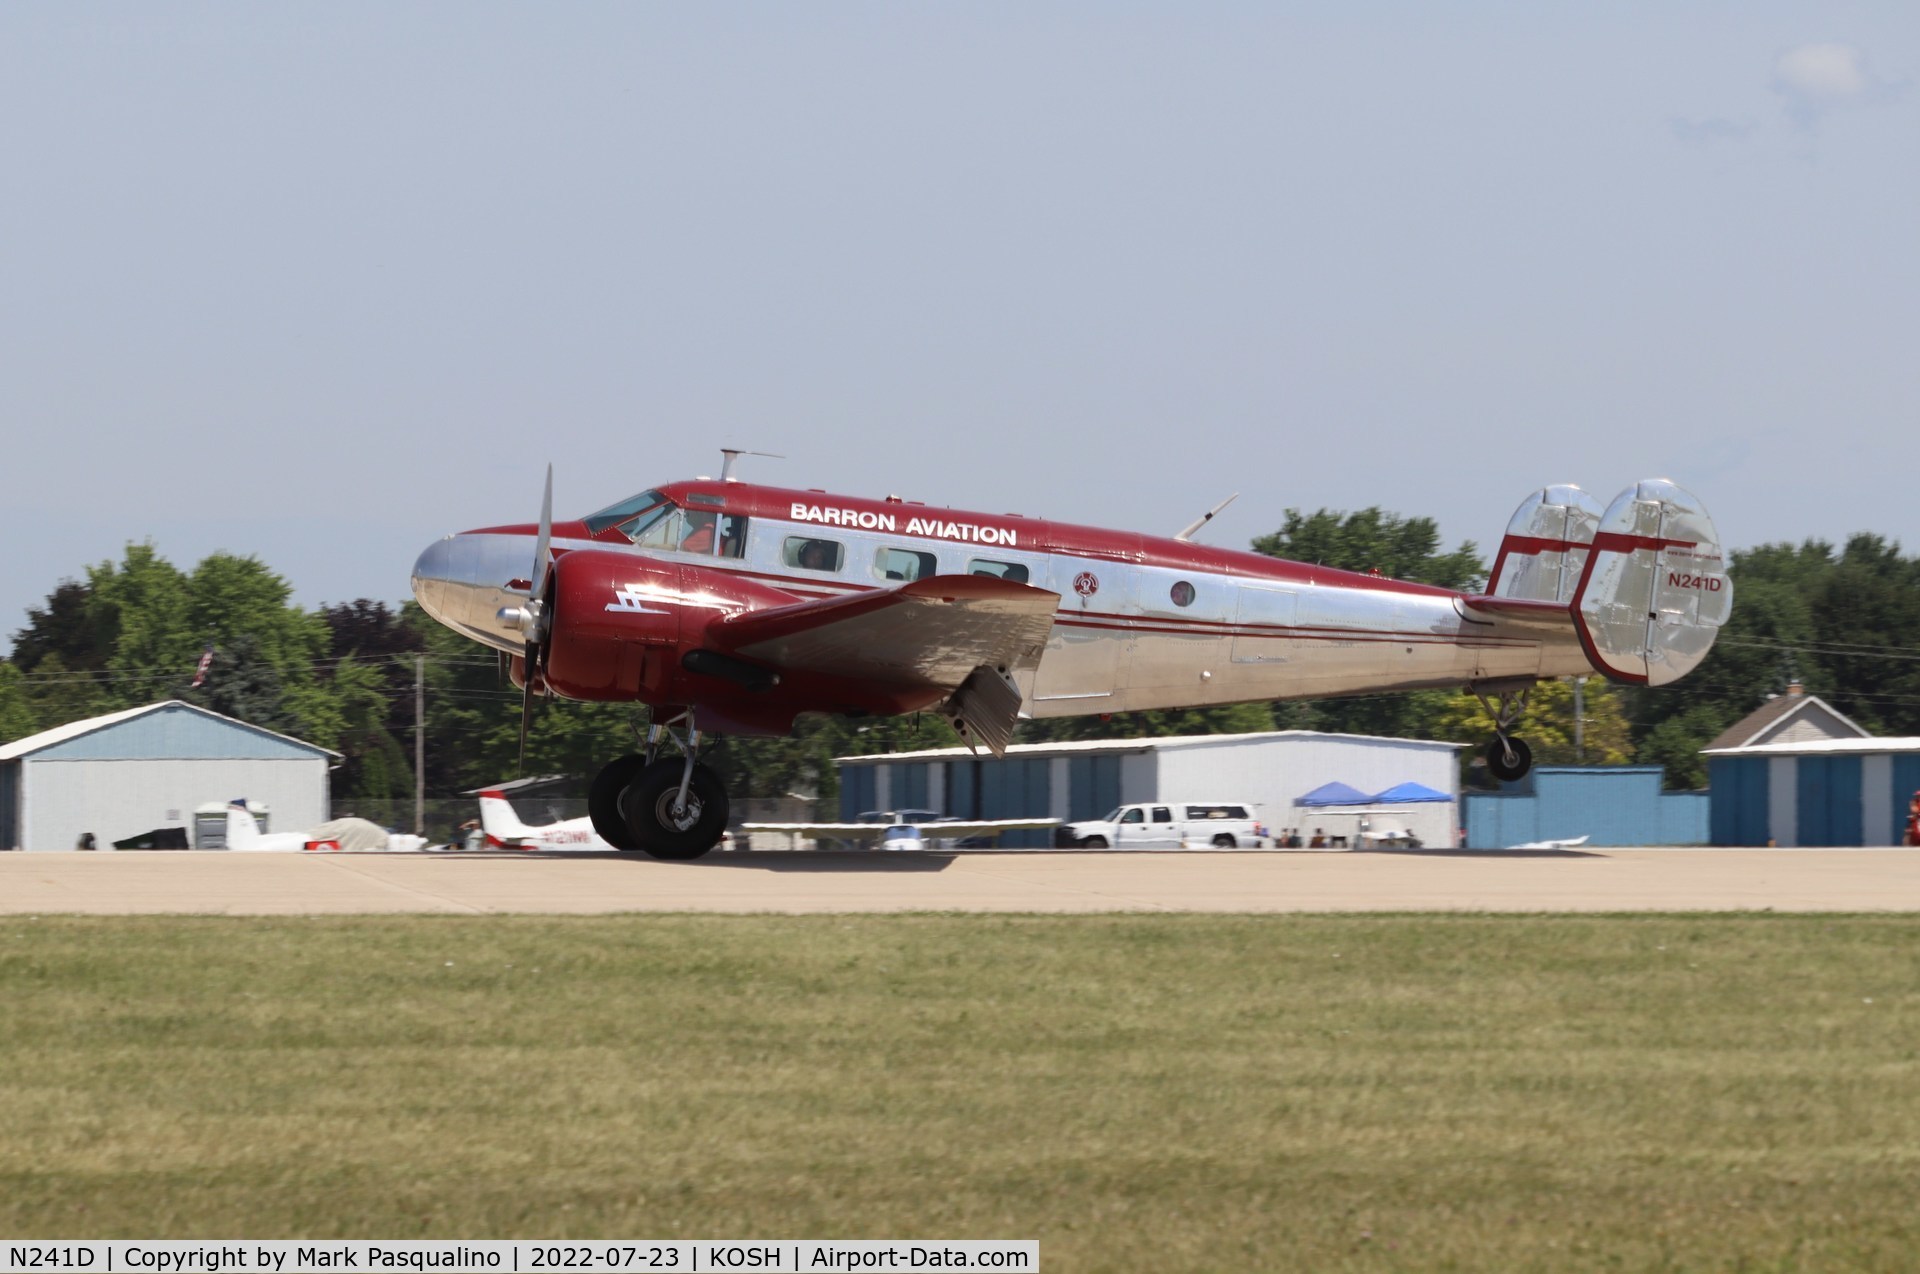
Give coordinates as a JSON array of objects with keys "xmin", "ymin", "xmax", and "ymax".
[
  {"xmin": 588, "ymin": 710, "xmax": 730, "ymax": 860},
  {"xmin": 1474, "ymin": 680, "xmax": 1535, "ymax": 784}
]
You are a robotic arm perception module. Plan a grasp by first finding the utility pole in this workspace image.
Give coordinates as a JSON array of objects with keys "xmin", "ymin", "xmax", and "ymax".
[
  {"xmin": 414, "ymin": 654, "xmax": 425, "ymax": 835},
  {"xmin": 1574, "ymin": 676, "xmax": 1587, "ymax": 765}
]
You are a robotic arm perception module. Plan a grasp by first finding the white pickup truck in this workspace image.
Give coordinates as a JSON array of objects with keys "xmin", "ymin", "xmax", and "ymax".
[{"xmin": 1062, "ymin": 802, "xmax": 1267, "ymax": 849}]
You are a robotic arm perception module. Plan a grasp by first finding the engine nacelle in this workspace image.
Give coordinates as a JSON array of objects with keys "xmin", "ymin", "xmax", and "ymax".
[
  {"xmin": 541, "ymin": 551, "xmax": 798, "ymax": 703},
  {"xmin": 544, "ymin": 550, "xmax": 684, "ymax": 700}
]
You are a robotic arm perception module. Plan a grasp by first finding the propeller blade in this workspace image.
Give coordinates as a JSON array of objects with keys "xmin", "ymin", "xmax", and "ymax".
[
  {"xmin": 530, "ymin": 463, "xmax": 554, "ymax": 600},
  {"xmin": 519, "ymin": 676, "xmax": 534, "ymax": 774},
  {"xmin": 520, "ymin": 465, "xmax": 553, "ymax": 776}
]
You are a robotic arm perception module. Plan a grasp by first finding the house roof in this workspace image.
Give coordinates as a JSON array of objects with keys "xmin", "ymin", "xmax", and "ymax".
[
  {"xmin": 1701, "ymin": 693, "xmax": 1869, "ymax": 753},
  {"xmin": 0, "ymin": 700, "xmax": 340, "ymax": 762}
]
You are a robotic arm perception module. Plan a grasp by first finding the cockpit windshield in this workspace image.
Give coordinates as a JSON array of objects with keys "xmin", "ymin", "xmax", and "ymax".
[{"xmin": 584, "ymin": 490, "xmax": 668, "ymax": 536}]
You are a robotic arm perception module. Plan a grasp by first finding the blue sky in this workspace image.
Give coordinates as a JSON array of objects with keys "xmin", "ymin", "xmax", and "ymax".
[{"xmin": 3, "ymin": 3, "xmax": 1915, "ymax": 649}]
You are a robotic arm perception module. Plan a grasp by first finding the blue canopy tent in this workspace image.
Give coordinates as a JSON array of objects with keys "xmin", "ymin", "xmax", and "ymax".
[
  {"xmin": 1295, "ymin": 781, "xmax": 1373, "ymax": 807},
  {"xmin": 1371, "ymin": 781, "xmax": 1452, "ymax": 803}
]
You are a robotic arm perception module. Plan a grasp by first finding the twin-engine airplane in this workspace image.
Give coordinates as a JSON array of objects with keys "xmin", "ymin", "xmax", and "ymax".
[{"xmin": 412, "ymin": 455, "xmax": 1731, "ymax": 861}]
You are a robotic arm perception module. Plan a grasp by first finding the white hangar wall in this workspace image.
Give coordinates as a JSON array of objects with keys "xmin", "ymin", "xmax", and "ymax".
[
  {"xmin": 2, "ymin": 702, "xmax": 336, "ymax": 851},
  {"xmin": 1147, "ymin": 734, "xmax": 1463, "ymax": 848}
]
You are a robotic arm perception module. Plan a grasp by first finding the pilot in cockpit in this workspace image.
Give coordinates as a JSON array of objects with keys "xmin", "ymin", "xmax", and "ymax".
[{"xmin": 678, "ymin": 510, "xmax": 718, "ymax": 553}]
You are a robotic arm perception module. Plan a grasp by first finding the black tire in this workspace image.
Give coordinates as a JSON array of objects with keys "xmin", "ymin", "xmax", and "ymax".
[
  {"xmin": 1485, "ymin": 736, "xmax": 1533, "ymax": 784},
  {"xmin": 625, "ymin": 759, "xmax": 730, "ymax": 861},
  {"xmin": 1211, "ymin": 834, "xmax": 1237, "ymax": 848},
  {"xmin": 1080, "ymin": 835, "xmax": 1109, "ymax": 849},
  {"xmin": 588, "ymin": 754, "xmax": 644, "ymax": 850}
]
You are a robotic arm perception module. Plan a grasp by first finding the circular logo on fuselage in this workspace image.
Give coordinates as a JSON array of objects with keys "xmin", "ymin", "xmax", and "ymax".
[{"xmin": 1073, "ymin": 571, "xmax": 1099, "ymax": 597}]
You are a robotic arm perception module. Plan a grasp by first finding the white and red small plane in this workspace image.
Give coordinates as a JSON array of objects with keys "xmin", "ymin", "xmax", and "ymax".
[
  {"xmin": 224, "ymin": 799, "xmax": 429, "ymax": 852},
  {"xmin": 476, "ymin": 788, "xmax": 614, "ymax": 850},
  {"xmin": 413, "ymin": 455, "xmax": 1731, "ymax": 861}
]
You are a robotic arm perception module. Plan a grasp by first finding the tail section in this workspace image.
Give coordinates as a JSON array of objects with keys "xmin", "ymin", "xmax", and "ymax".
[
  {"xmin": 477, "ymin": 789, "xmax": 533, "ymax": 845},
  {"xmin": 225, "ymin": 800, "xmax": 264, "ymax": 850},
  {"xmin": 1570, "ymin": 479, "xmax": 1731, "ymax": 686}
]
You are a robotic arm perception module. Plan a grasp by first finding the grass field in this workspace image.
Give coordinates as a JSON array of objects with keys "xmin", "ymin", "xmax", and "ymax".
[{"xmin": 3, "ymin": 915, "xmax": 1918, "ymax": 1271}]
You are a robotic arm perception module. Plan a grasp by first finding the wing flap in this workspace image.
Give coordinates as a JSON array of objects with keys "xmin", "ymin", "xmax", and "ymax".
[{"xmin": 713, "ymin": 574, "xmax": 1059, "ymax": 692}]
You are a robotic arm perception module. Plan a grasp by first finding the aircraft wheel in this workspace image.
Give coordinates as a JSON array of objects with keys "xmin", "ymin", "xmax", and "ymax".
[
  {"xmin": 626, "ymin": 760, "xmax": 730, "ymax": 861},
  {"xmin": 1486, "ymin": 736, "xmax": 1533, "ymax": 784},
  {"xmin": 1211, "ymin": 834, "xmax": 1237, "ymax": 848},
  {"xmin": 1080, "ymin": 835, "xmax": 1109, "ymax": 849},
  {"xmin": 588, "ymin": 755, "xmax": 644, "ymax": 850}
]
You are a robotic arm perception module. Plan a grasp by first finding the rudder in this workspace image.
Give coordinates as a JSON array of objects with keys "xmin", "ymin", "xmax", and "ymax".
[{"xmin": 1571, "ymin": 479, "xmax": 1731, "ymax": 686}]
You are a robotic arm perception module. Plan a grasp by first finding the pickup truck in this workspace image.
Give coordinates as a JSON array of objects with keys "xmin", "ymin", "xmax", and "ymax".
[{"xmin": 1061, "ymin": 802, "xmax": 1267, "ymax": 849}]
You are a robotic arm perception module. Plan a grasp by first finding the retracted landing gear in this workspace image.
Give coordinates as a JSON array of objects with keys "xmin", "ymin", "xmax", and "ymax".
[
  {"xmin": 586, "ymin": 711, "xmax": 730, "ymax": 860},
  {"xmin": 1473, "ymin": 680, "xmax": 1536, "ymax": 784}
]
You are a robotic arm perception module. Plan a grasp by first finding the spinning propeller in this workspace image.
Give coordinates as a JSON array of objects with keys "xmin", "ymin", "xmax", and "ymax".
[{"xmin": 500, "ymin": 465, "xmax": 554, "ymax": 772}]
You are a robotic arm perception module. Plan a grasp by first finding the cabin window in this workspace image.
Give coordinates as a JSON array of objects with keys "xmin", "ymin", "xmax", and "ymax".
[
  {"xmin": 711, "ymin": 514, "xmax": 749, "ymax": 558},
  {"xmin": 585, "ymin": 490, "xmax": 667, "ymax": 536},
  {"xmin": 784, "ymin": 536, "xmax": 844, "ymax": 572},
  {"xmin": 1151, "ymin": 806, "xmax": 1172, "ymax": 823},
  {"xmin": 1120, "ymin": 808, "xmax": 1145, "ymax": 825},
  {"xmin": 875, "ymin": 547, "xmax": 938, "ymax": 582},
  {"xmin": 969, "ymin": 558, "xmax": 1030, "ymax": 583},
  {"xmin": 1170, "ymin": 580, "xmax": 1196, "ymax": 607}
]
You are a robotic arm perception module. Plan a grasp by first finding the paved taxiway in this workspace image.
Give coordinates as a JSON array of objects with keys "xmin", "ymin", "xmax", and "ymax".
[{"xmin": 5, "ymin": 848, "xmax": 1920, "ymax": 914}]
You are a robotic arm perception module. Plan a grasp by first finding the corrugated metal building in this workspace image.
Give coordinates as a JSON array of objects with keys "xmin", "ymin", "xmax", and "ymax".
[
  {"xmin": 1463, "ymin": 767, "xmax": 1710, "ymax": 848},
  {"xmin": 1704, "ymin": 738, "xmax": 1920, "ymax": 847},
  {"xmin": 0, "ymin": 701, "xmax": 337, "ymax": 851},
  {"xmin": 837, "ymin": 730, "xmax": 1466, "ymax": 847}
]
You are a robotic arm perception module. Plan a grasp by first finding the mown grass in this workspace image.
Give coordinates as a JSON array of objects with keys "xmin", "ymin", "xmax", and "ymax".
[{"xmin": 2, "ymin": 915, "xmax": 1918, "ymax": 1271}]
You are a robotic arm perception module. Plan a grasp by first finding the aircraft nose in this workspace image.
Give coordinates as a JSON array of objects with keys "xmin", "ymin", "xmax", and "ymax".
[
  {"xmin": 411, "ymin": 531, "xmax": 531, "ymax": 652},
  {"xmin": 410, "ymin": 536, "xmax": 461, "ymax": 626}
]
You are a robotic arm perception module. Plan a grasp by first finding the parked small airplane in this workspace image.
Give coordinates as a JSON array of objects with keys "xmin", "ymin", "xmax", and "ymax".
[
  {"xmin": 413, "ymin": 456, "xmax": 1730, "ymax": 860},
  {"xmin": 476, "ymin": 788, "xmax": 614, "ymax": 850},
  {"xmin": 224, "ymin": 800, "xmax": 429, "ymax": 852},
  {"xmin": 740, "ymin": 809, "xmax": 1062, "ymax": 851}
]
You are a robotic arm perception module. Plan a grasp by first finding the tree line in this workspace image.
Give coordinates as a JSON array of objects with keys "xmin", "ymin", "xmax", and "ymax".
[{"xmin": 5, "ymin": 516, "xmax": 1915, "ymax": 806}]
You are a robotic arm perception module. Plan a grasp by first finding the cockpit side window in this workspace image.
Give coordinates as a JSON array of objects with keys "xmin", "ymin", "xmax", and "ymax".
[
  {"xmin": 585, "ymin": 490, "xmax": 667, "ymax": 536},
  {"xmin": 625, "ymin": 504, "xmax": 682, "ymax": 549}
]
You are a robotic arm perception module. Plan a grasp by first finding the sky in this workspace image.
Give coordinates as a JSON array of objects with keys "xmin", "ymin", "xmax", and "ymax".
[{"xmin": 3, "ymin": 3, "xmax": 1916, "ymax": 652}]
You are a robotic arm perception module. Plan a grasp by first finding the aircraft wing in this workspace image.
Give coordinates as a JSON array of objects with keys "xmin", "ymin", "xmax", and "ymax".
[
  {"xmin": 738, "ymin": 822, "xmax": 891, "ymax": 842},
  {"xmin": 711, "ymin": 574, "xmax": 1058, "ymax": 696},
  {"xmin": 910, "ymin": 817, "xmax": 1062, "ymax": 838},
  {"xmin": 739, "ymin": 817, "xmax": 1061, "ymax": 841}
]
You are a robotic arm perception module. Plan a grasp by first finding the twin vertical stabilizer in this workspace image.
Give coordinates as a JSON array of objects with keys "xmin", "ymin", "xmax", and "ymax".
[{"xmin": 1489, "ymin": 480, "xmax": 1731, "ymax": 686}]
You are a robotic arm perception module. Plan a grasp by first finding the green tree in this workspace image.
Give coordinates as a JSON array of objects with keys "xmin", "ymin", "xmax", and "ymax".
[
  {"xmin": 0, "ymin": 662, "xmax": 38, "ymax": 745},
  {"xmin": 17, "ymin": 652, "xmax": 114, "ymax": 733},
  {"xmin": 10, "ymin": 580, "xmax": 113, "ymax": 675},
  {"xmin": 1252, "ymin": 507, "xmax": 1484, "ymax": 590}
]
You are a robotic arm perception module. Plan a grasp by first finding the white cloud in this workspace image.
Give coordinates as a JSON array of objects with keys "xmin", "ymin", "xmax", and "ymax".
[
  {"xmin": 1775, "ymin": 44, "xmax": 1869, "ymax": 101},
  {"xmin": 1772, "ymin": 43, "xmax": 1897, "ymax": 124}
]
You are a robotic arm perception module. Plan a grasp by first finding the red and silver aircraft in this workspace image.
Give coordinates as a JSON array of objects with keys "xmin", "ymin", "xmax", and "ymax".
[{"xmin": 412, "ymin": 455, "xmax": 1730, "ymax": 860}]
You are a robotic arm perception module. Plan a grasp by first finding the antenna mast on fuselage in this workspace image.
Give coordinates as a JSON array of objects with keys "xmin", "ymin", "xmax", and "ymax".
[{"xmin": 719, "ymin": 448, "xmax": 787, "ymax": 483}]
